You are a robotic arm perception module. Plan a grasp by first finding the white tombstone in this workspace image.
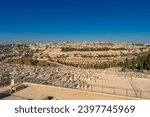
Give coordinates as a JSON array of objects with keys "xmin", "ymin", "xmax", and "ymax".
[{"xmin": 11, "ymin": 79, "xmax": 15, "ymax": 86}]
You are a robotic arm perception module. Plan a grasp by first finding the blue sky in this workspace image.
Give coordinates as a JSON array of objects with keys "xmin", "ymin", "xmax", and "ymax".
[{"xmin": 0, "ymin": 0, "xmax": 150, "ymax": 43}]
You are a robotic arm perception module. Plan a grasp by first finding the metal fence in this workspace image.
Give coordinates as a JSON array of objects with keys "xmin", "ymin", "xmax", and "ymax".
[
  {"xmin": 83, "ymin": 84, "xmax": 150, "ymax": 99},
  {"xmin": 25, "ymin": 78, "xmax": 150, "ymax": 99},
  {"xmin": 0, "ymin": 80, "xmax": 11, "ymax": 87},
  {"xmin": 1, "ymin": 77, "xmax": 150, "ymax": 99},
  {"xmin": 0, "ymin": 78, "xmax": 23, "ymax": 87},
  {"xmin": 24, "ymin": 78, "xmax": 150, "ymax": 99}
]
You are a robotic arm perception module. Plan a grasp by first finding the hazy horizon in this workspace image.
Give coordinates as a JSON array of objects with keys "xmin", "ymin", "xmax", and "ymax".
[{"xmin": 0, "ymin": 33, "xmax": 150, "ymax": 44}]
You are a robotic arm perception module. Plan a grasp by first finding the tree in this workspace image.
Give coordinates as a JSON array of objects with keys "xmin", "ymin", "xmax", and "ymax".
[
  {"xmin": 131, "ymin": 58, "xmax": 136, "ymax": 71},
  {"xmin": 146, "ymin": 52, "xmax": 150, "ymax": 70},
  {"xmin": 124, "ymin": 58, "xmax": 129, "ymax": 69}
]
